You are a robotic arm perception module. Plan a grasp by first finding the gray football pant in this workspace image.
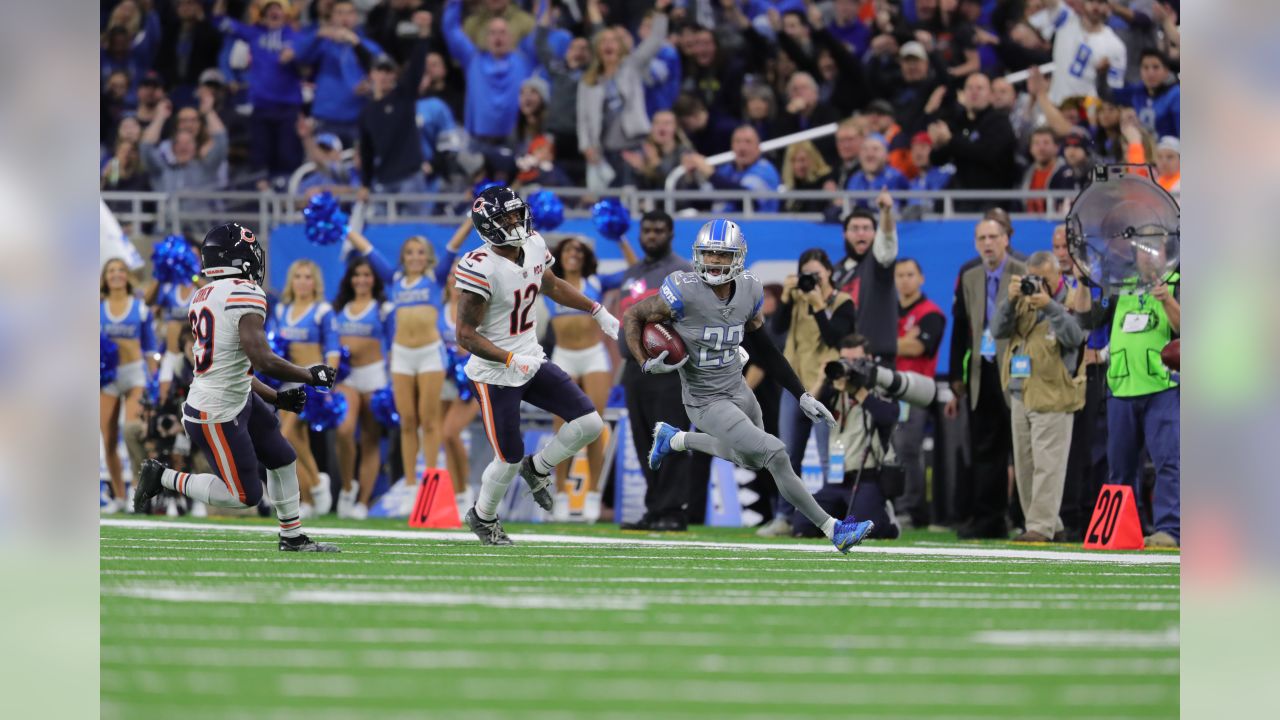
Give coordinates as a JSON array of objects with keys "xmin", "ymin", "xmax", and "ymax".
[{"xmin": 682, "ymin": 382, "xmax": 833, "ymax": 528}]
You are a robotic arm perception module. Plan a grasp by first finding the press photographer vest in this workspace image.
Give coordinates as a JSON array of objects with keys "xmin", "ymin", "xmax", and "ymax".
[
  {"xmin": 999, "ymin": 297, "xmax": 1086, "ymax": 413},
  {"xmin": 784, "ymin": 291, "xmax": 853, "ymax": 391},
  {"xmin": 1107, "ymin": 272, "xmax": 1179, "ymax": 399}
]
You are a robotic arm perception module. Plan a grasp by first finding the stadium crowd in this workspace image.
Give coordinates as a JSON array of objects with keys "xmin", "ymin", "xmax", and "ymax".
[{"xmin": 101, "ymin": 0, "xmax": 1180, "ymax": 546}]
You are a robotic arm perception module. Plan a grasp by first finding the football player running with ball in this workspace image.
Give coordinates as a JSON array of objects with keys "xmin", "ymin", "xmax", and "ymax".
[
  {"xmin": 132, "ymin": 223, "xmax": 342, "ymax": 552},
  {"xmin": 454, "ymin": 186, "xmax": 619, "ymax": 545},
  {"xmin": 623, "ymin": 220, "xmax": 875, "ymax": 552}
]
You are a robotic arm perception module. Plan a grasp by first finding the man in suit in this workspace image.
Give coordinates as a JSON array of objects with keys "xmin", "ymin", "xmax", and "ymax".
[{"xmin": 944, "ymin": 219, "xmax": 1026, "ymax": 539}]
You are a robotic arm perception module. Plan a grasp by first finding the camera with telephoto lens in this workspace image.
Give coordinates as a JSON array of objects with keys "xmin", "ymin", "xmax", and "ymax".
[
  {"xmin": 823, "ymin": 356, "xmax": 877, "ymax": 388},
  {"xmin": 1020, "ymin": 275, "xmax": 1046, "ymax": 296},
  {"xmin": 796, "ymin": 272, "xmax": 820, "ymax": 293}
]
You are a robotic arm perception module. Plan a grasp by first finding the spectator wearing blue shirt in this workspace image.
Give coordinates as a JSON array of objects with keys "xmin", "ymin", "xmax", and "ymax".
[
  {"xmin": 845, "ymin": 133, "xmax": 909, "ymax": 205},
  {"xmin": 294, "ymin": 0, "xmax": 386, "ymax": 147},
  {"xmin": 1099, "ymin": 48, "xmax": 1180, "ymax": 138},
  {"xmin": 442, "ymin": 0, "xmax": 536, "ymax": 145},
  {"xmin": 639, "ymin": 7, "xmax": 681, "ymax": 117},
  {"xmin": 903, "ymin": 131, "xmax": 954, "ymax": 215},
  {"xmin": 683, "ymin": 125, "xmax": 782, "ymax": 214},
  {"xmin": 827, "ymin": 0, "xmax": 872, "ymax": 56},
  {"xmin": 296, "ymin": 118, "xmax": 361, "ymax": 199},
  {"xmin": 213, "ymin": 0, "xmax": 307, "ymax": 188}
]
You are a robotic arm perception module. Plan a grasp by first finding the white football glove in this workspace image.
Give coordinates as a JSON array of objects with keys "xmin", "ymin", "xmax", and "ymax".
[
  {"xmin": 590, "ymin": 302, "xmax": 620, "ymax": 339},
  {"xmin": 508, "ymin": 353, "xmax": 544, "ymax": 379},
  {"xmin": 799, "ymin": 392, "xmax": 837, "ymax": 428},
  {"xmin": 642, "ymin": 349, "xmax": 688, "ymax": 375}
]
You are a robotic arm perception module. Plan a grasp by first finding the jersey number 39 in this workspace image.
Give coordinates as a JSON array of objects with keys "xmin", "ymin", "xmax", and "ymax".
[{"xmin": 189, "ymin": 307, "xmax": 215, "ymax": 374}]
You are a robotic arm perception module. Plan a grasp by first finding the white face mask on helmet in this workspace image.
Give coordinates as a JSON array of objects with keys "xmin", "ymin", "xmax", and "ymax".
[{"xmin": 692, "ymin": 218, "xmax": 747, "ymax": 286}]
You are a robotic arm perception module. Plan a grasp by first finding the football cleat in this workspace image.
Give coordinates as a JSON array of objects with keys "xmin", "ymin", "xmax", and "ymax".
[
  {"xmin": 831, "ymin": 517, "xmax": 875, "ymax": 554},
  {"xmin": 132, "ymin": 459, "xmax": 167, "ymax": 514},
  {"xmin": 518, "ymin": 456, "xmax": 555, "ymax": 512},
  {"xmin": 465, "ymin": 508, "xmax": 514, "ymax": 546},
  {"xmin": 647, "ymin": 422, "xmax": 680, "ymax": 470},
  {"xmin": 279, "ymin": 534, "xmax": 341, "ymax": 552}
]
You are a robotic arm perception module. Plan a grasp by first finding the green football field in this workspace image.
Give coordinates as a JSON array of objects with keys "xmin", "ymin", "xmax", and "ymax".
[{"xmin": 101, "ymin": 517, "xmax": 1179, "ymax": 719}]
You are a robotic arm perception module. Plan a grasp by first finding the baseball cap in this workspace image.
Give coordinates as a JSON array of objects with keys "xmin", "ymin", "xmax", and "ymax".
[
  {"xmin": 899, "ymin": 41, "xmax": 928, "ymax": 61},
  {"xmin": 1157, "ymin": 136, "xmax": 1180, "ymax": 154},
  {"xmin": 315, "ymin": 133, "xmax": 343, "ymax": 152},
  {"xmin": 198, "ymin": 68, "xmax": 226, "ymax": 87},
  {"xmin": 372, "ymin": 55, "xmax": 397, "ymax": 72},
  {"xmin": 866, "ymin": 99, "xmax": 895, "ymax": 117},
  {"xmin": 138, "ymin": 71, "xmax": 163, "ymax": 88},
  {"xmin": 1062, "ymin": 131, "xmax": 1093, "ymax": 153},
  {"xmin": 910, "ymin": 131, "xmax": 932, "ymax": 147}
]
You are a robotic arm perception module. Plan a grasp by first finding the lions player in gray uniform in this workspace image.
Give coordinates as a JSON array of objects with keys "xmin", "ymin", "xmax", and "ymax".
[{"xmin": 623, "ymin": 219, "xmax": 875, "ymax": 552}]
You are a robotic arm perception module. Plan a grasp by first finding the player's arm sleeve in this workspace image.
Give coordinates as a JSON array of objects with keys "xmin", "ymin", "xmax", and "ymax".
[
  {"xmin": 658, "ymin": 274, "xmax": 685, "ymax": 321},
  {"xmin": 917, "ymin": 312, "xmax": 946, "ymax": 357},
  {"xmin": 742, "ymin": 320, "xmax": 807, "ymax": 399},
  {"xmin": 453, "ymin": 255, "xmax": 492, "ymax": 301}
]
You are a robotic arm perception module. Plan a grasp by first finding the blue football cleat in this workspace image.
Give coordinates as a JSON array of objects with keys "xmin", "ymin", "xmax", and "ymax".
[
  {"xmin": 648, "ymin": 422, "xmax": 680, "ymax": 470},
  {"xmin": 832, "ymin": 517, "xmax": 875, "ymax": 554}
]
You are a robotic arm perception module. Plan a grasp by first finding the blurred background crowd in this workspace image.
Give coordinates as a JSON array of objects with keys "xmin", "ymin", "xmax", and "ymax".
[{"xmin": 100, "ymin": 0, "xmax": 1180, "ymax": 546}]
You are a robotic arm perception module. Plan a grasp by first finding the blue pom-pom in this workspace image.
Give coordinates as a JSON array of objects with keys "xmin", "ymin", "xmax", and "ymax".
[
  {"xmin": 145, "ymin": 373, "xmax": 160, "ymax": 404},
  {"xmin": 151, "ymin": 235, "xmax": 201, "ymax": 285},
  {"xmin": 592, "ymin": 197, "xmax": 630, "ymax": 240},
  {"xmin": 473, "ymin": 179, "xmax": 503, "ymax": 198},
  {"xmin": 100, "ymin": 334, "xmax": 119, "ymax": 387},
  {"xmin": 334, "ymin": 346, "xmax": 352, "ymax": 383},
  {"xmin": 447, "ymin": 345, "xmax": 474, "ymax": 402},
  {"xmin": 370, "ymin": 387, "xmax": 400, "ymax": 428},
  {"xmin": 300, "ymin": 387, "xmax": 348, "ymax": 432},
  {"xmin": 302, "ymin": 192, "xmax": 349, "ymax": 246},
  {"xmin": 527, "ymin": 190, "xmax": 565, "ymax": 231},
  {"xmin": 267, "ymin": 329, "xmax": 290, "ymax": 360},
  {"xmin": 254, "ymin": 372, "xmax": 282, "ymax": 391}
]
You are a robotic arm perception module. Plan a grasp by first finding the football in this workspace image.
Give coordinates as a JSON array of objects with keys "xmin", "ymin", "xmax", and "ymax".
[
  {"xmin": 1160, "ymin": 338, "xmax": 1180, "ymax": 372},
  {"xmin": 642, "ymin": 321, "xmax": 687, "ymax": 364}
]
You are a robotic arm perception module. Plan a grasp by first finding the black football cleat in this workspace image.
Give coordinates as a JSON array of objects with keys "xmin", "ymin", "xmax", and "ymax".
[
  {"xmin": 465, "ymin": 508, "xmax": 514, "ymax": 546},
  {"xmin": 518, "ymin": 455, "xmax": 555, "ymax": 512},
  {"xmin": 279, "ymin": 533, "xmax": 341, "ymax": 552},
  {"xmin": 133, "ymin": 459, "xmax": 167, "ymax": 514}
]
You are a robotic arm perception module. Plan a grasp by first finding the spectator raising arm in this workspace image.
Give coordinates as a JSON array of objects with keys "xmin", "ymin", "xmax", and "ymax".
[{"xmin": 442, "ymin": 0, "xmax": 476, "ymax": 68}]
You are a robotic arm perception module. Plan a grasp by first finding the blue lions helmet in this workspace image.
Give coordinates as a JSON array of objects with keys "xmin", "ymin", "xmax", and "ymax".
[{"xmin": 692, "ymin": 219, "xmax": 747, "ymax": 286}]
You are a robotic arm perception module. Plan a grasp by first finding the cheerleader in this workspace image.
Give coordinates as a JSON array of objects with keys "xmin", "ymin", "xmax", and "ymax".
[
  {"xmin": 269, "ymin": 259, "xmax": 341, "ymax": 516},
  {"xmin": 100, "ymin": 258, "xmax": 159, "ymax": 513},
  {"xmin": 348, "ymin": 222, "xmax": 469, "ymax": 513},
  {"xmin": 145, "ymin": 263, "xmax": 201, "ymax": 403},
  {"xmin": 544, "ymin": 236, "xmax": 620, "ymax": 521},
  {"xmin": 330, "ymin": 256, "xmax": 393, "ymax": 519}
]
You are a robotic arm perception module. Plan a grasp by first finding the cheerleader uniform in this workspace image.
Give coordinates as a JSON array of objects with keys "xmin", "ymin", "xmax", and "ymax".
[
  {"xmin": 270, "ymin": 301, "xmax": 340, "ymax": 392},
  {"xmin": 546, "ymin": 275, "xmax": 610, "ymax": 376},
  {"xmin": 363, "ymin": 246, "xmax": 457, "ymax": 376},
  {"xmin": 331, "ymin": 300, "xmax": 393, "ymax": 393},
  {"xmin": 156, "ymin": 282, "xmax": 196, "ymax": 384},
  {"xmin": 101, "ymin": 296, "xmax": 157, "ymax": 396}
]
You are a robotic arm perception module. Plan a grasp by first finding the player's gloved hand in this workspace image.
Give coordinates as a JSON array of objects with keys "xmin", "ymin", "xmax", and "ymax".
[
  {"xmin": 307, "ymin": 364, "xmax": 337, "ymax": 389},
  {"xmin": 642, "ymin": 349, "xmax": 688, "ymax": 374},
  {"xmin": 272, "ymin": 386, "xmax": 307, "ymax": 413},
  {"xmin": 590, "ymin": 302, "xmax": 620, "ymax": 339},
  {"xmin": 507, "ymin": 352, "xmax": 544, "ymax": 378},
  {"xmin": 799, "ymin": 392, "xmax": 837, "ymax": 428}
]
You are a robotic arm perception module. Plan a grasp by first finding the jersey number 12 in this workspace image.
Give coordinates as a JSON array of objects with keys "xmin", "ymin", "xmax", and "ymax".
[{"xmin": 509, "ymin": 283, "xmax": 539, "ymax": 335}]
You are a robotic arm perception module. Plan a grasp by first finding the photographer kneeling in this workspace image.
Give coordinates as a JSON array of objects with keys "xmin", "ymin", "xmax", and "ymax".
[
  {"xmin": 993, "ymin": 251, "xmax": 1087, "ymax": 542},
  {"xmin": 802, "ymin": 334, "xmax": 903, "ymax": 540}
]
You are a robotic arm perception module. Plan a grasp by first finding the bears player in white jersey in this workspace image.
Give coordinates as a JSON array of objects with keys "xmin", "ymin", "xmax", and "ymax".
[
  {"xmin": 454, "ymin": 186, "xmax": 620, "ymax": 545},
  {"xmin": 624, "ymin": 219, "xmax": 875, "ymax": 553},
  {"xmin": 132, "ymin": 223, "xmax": 343, "ymax": 552}
]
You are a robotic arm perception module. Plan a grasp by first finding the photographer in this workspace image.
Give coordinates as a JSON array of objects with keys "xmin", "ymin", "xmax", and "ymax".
[
  {"xmin": 810, "ymin": 334, "xmax": 903, "ymax": 540},
  {"xmin": 139, "ymin": 327, "xmax": 213, "ymax": 516},
  {"xmin": 992, "ymin": 251, "xmax": 1087, "ymax": 543},
  {"xmin": 761, "ymin": 249, "xmax": 857, "ymax": 538}
]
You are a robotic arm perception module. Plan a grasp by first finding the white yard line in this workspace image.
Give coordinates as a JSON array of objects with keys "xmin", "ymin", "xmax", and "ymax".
[
  {"xmin": 101, "ymin": 518, "xmax": 1180, "ymax": 566},
  {"xmin": 972, "ymin": 628, "xmax": 1181, "ymax": 649}
]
